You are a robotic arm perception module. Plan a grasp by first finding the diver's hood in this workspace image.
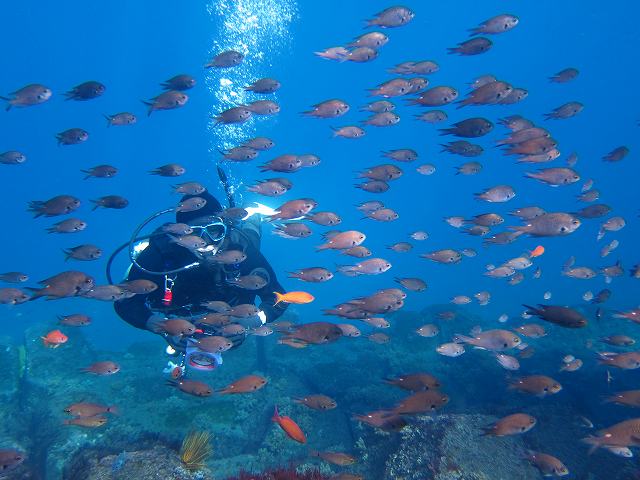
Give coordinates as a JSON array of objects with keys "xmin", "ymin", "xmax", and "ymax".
[{"xmin": 176, "ymin": 191, "xmax": 223, "ymax": 224}]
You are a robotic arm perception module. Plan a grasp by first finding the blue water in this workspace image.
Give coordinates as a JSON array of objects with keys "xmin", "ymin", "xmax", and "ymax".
[{"xmin": 1, "ymin": 1, "xmax": 639, "ymax": 478}]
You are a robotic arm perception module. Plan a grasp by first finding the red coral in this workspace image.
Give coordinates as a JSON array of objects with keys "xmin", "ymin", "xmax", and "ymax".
[{"xmin": 225, "ymin": 466, "xmax": 330, "ymax": 480}]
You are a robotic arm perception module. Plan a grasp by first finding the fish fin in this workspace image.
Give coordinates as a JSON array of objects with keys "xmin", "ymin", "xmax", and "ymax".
[{"xmin": 102, "ymin": 114, "xmax": 112, "ymax": 127}]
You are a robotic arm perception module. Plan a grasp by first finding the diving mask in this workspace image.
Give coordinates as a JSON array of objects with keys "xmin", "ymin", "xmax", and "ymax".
[{"xmin": 191, "ymin": 216, "xmax": 227, "ymax": 244}]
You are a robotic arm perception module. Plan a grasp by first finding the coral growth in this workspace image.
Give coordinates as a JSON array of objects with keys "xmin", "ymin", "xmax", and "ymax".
[{"xmin": 180, "ymin": 431, "xmax": 212, "ymax": 471}]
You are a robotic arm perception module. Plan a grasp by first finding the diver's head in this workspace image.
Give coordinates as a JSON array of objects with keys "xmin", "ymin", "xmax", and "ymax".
[{"xmin": 176, "ymin": 191, "xmax": 228, "ymax": 256}]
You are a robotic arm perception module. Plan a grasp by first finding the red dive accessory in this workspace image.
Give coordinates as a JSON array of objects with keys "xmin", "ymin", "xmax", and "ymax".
[{"xmin": 162, "ymin": 275, "xmax": 175, "ymax": 306}]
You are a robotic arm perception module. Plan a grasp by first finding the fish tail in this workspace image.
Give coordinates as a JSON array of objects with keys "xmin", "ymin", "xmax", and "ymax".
[
  {"xmin": 271, "ymin": 405, "xmax": 280, "ymax": 422},
  {"xmin": 452, "ymin": 333, "xmax": 472, "ymax": 344},
  {"xmin": 521, "ymin": 305, "xmax": 540, "ymax": 317},
  {"xmin": 107, "ymin": 405, "xmax": 120, "ymax": 415},
  {"xmin": 479, "ymin": 426, "xmax": 494, "ymax": 436},
  {"xmin": 581, "ymin": 436, "xmax": 601, "ymax": 454},
  {"xmin": 273, "ymin": 292, "xmax": 284, "ymax": 306},
  {"xmin": 141, "ymin": 100, "xmax": 154, "ymax": 116},
  {"xmin": 102, "ymin": 114, "xmax": 112, "ymax": 127},
  {"xmin": 0, "ymin": 96, "xmax": 12, "ymax": 111},
  {"xmin": 25, "ymin": 288, "xmax": 43, "ymax": 301},
  {"xmin": 363, "ymin": 19, "xmax": 376, "ymax": 29}
]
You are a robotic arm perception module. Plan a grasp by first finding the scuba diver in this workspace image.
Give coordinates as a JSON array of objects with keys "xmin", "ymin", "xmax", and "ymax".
[{"xmin": 113, "ymin": 188, "xmax": 288, "ymax": 377}]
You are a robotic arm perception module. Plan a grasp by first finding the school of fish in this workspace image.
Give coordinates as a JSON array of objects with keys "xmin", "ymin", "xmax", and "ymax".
[{"xmin": 0, "ymin": 4, "xmax": 638, "ymax": 478}]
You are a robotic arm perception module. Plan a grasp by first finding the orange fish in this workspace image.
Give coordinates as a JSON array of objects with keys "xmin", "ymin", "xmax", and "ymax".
[
  {"xmin": 41, "ymin": 330, "xmax": 68, "ymax": 348},
  {"xmin": 274, "ymin": 291, "xmax": 315, "ymax": 305},
  {"xmin": 272, "ymin": 405, "xmax": 306, "ymax": 443},
  {"xmin": 529, "ymin": 245, "xmax": 545, "ymax": 258}
]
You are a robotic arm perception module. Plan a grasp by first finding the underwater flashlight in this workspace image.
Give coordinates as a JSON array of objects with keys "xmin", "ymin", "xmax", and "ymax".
[{"xmin": 242, "ymin": 202, "xmax": 279, "ymax": 220}]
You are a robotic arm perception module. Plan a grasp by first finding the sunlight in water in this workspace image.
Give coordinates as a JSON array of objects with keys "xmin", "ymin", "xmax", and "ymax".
[{"xmin": 205, "ymin": 0, "xmax": 297, "ymax": 154}]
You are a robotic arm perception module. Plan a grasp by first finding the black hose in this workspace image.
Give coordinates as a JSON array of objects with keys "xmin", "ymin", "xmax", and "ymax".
[
  {"xmin": 105, "ymin": 240, "xmax": 131, "ymax": 284},
  {"xmin": 105, "ymin": 166, "xmax": 236, "ymax": 283}
]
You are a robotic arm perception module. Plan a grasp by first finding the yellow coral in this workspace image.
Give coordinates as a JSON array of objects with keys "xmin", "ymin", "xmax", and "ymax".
[{"xmin": 179, "ymin": 431, "xmax": 212, "ymax": 471}]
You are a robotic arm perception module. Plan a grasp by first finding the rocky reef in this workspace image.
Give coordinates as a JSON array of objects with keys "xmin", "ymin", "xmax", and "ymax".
[
  {"xmin": 64, "ymin": 445, "xmax": 213, "ymax": 480},
  {"xmin": 0, "ymin": 305, "xmax": 637, "ymax": 479},
  {"xmin": 383, "ymin": 414, "xmax": 539, "ymax": 479}
]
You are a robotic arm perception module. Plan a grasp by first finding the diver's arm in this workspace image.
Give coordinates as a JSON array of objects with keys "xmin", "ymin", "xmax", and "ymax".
[
  {"xmin": 114, "ymin": 294, "xmax": 154, "ymax": 330},
  {"xmin": 113, "ymin": 242, "xmax": 163, "ymax": 331}
]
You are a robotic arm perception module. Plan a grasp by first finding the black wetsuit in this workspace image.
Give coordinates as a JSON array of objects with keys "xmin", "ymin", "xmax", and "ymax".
[{"xmin": 114, "ymin": 193, "xmax": 288, "ymax": 341}]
